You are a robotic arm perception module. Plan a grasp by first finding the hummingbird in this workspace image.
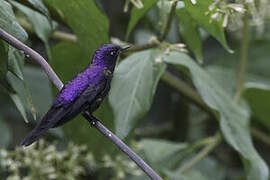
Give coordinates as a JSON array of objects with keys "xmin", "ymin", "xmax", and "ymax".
[{"xmin": 21, "ymin": 44, "xmax": 130, "ymax": 146}]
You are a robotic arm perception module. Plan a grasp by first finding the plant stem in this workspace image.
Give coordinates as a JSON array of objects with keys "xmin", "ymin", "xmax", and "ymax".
[
  {"xmin": 161, "ymin": 71, "xmax": 215, "ymax": 118},
  {"xmin": 160, "ymin": 0, "xmax": 177, "ymax": 41},
  {"xmin": 179, "ymin": 132, "xmax": 222, "ymax": 173},
  {"xmin": 251, "ymin": 127, "xmax": 270, "ymax": 147},
  {"xmin": 126, "ymin": 42, "xmax": 158, "ymax": 53},
  {"xmin": 18, "ymin": 18, "xmax": 77, "ymax": 43},
  {"xmin": 0, "ymin": 28, "xmax": 162, "ymax": 180},
  {"xmin": 234, "ymin": 10, "xmax": 249, "ymax": 102}
]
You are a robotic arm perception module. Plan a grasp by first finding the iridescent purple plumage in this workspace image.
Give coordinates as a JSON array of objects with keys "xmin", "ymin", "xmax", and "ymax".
[{"xmin": 21, "ymin": 44, "xmax": 128, "ymax": 146}]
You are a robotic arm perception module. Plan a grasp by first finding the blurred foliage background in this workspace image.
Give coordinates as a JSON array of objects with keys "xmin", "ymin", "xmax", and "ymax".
[{"xmin": 0, "ymin": 0, "xmax": 270, "ymax": 179}]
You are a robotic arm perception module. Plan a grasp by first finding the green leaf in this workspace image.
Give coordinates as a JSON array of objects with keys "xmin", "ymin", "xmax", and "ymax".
[
  {"xmin": 244, "ymin": 83, "xmax": 270, "ymax": 132},
  {"xmin": 126, "ymin": 0, "xmax": 159, "ymax": 39},
  {"xmin": 182, "ymin": 0, "xmax": 232, "ymax": 53},
  {"xmin": 0, "ymin": 117, "xmax": 12, "ymax": 148},
  {"xmin": 109, "ymin": 50, "xmax": 166, "ymax": 139},
  {"xmin": 140, "ymin": 138, "xmax": 187, "ymax": 169},
  {"xmin": 0, "ymin": 0, "xmax": 28, "ymax": 42},
  {"xmin": 7, "ymin": 46, "xmax": 37, "ymax": 121},
  {"xmin": 163, "ymin": 52, "xmax": 268, "ymax": 180},
  {"xmin": 8, "ymin": 46, "xmax": 24, "ymax": 80},
  {"xmin": 45, "ymin": 0, "xmax": 109, "ymax": 56},
  {"xmin": 176, "ymin": 8, "xmax": 203, "ymax": 63},
  {"xmin": 0, "ymin": 40, "xmax": 14, "ymax": 92},
  {"xmin": 23, "ymin": 65, "xmax": 53, "ymax": 118},
  {"xmin": 9, "ymin": 0, "xmax": 54, "ymax": 55},
  {"xmin": 7, "ymin": 72, "xmax": 29, "ymax": 122},
  {"xmin": 26, "ymin": 0, "xmax": 50, "ymax": 19}
]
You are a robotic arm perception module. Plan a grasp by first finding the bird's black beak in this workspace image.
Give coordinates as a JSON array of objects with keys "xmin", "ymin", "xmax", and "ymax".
[{"xmin": 120, "ymin": 45, "xmax": 131, "ymax": 52}]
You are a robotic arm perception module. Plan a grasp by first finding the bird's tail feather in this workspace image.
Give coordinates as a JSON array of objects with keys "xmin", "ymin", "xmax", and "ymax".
[
  {"xmin": 21, "ymin": 107, "xmax": 65, "ymax": 147},
  {"xmin": 21, "ymin": 126, "xmax": 49, "ymax": 146}
]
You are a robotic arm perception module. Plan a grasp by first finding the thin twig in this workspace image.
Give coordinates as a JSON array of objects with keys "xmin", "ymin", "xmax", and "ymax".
[
  {"xmin": 234, "ymin": 10, "xmax": 249, "ymax": 102},
  {"xmin": 0, "ymin": 28, "xmax": 162, "ymax": 180},
  {"xmin": 18, "ymin": 18, "xmax": 77, "ymax": 43},
  {"xmin": 251, "ymin": 127, "xmax": 270, "ymax": 147},
  {"xmin": 160, "ymin": 1, "xmax": 177, "ymax": 41},
  {"xmin": 125, "ymin": 42, "xmax": 158, "ymax": 53},
  {"xmin": 161, "ymin": 71, "xmax": 215, "ymax": 118},
  {"xmin": 179, "ymin": 132, "xmax": 222, "ymax": 173}
]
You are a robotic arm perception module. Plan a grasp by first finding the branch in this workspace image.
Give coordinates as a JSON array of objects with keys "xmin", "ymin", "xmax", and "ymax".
[
  {"xmin": 160, "ymin": 0, "xmax": 177, "ymax": 41},
  {"xmin": 179, "ymin": 132, "xmax": 222, "ymax": 173},
  {"xmin": 234, "ymin": 10, "xmax": 249, "ymax": 102},
  {"xmin": 0, "ymin": 28, "xmax": 162, "ymax": 180},
  {"xmin": 18, "ymin": 18, "xmax": 77, "ymax": 43},
  {"xmin": 161, "ymin": 71, "xmax": 215, "ymax": 118}
]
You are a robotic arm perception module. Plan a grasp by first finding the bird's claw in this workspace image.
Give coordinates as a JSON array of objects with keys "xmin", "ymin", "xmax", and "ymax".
[{"xmin": 90, "ymin": 119, "xmax": 97, "ymax": 126}]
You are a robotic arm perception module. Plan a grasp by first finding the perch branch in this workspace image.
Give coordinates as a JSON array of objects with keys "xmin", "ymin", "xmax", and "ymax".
[{"xmin": 0, "ymin": 28, "xmax": 162, "ymax": 180}]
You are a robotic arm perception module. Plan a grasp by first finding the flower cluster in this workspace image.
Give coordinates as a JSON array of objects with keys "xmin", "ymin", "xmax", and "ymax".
[
  {"xmin": 207, "ymin": 0, "xmax": 270, "ymax": 32},
  {"xmin": 0, "ymin": 140, "xmax": 95, "ymax": 180},
  {"xmin": 0, "ymin": 140, "xmax": 143, "ymax": 180}
]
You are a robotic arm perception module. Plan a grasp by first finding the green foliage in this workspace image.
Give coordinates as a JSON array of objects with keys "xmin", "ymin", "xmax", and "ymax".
[
  {"xmin": 45, "ymin": 0, "xmax": 109, "ymax": 56},
  {"xmin": 109, "ymin": 50, "xmax": 166, "ymax": 138},
  {"xmin": 181, "ymin": 0, "xmax": 232, "ymax": 53},
  {"xmin": 163, "ymin": 51, "xmax": 268, "ymax": 180},
  {"xmin": 26, "ymin": 0, "xmax": 50, "ymax": 18},
  {"xmin": 244, "ymin": 83, "xmax": 270, "ymax": 131},
  {"xmin": 10, "ymin": 0, "xmax": 55, "ymax": 55},
  {"xmin": 126, "ymin": 0, "xmax": 159, "ymax": 39},
  {"xmin": 0, "ymin": 0, "xmax": 270, "ymax": 179},
  {"xmin": 176, "ymin": 8, "xmax": 202, "ymax": 63},
  {"xmin": 0, "ymin": 0, "xmax": 27, "ymax": 42}
]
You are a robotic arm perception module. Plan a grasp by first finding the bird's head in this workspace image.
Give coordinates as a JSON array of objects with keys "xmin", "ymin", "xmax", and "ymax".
[{"xmin": 92, "ymin": 44, "xmax": 130, "ymax": 69}]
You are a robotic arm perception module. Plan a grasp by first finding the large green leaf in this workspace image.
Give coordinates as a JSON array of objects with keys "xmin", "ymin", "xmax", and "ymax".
[
  {"xmin": 50, "ymin": 42, "xmax": 116, "ymax": 156},
  {"xmin": 45, "ymin": 0, "xmax": 109, "ymax": 57},
  {"xmin": 182, "ymin": 0, "xmax": 231, "ymax": 52},
  {"xmin": 9, "ymin": 0, "xmax": 55, "ymax": 57},
  {"xmin": 176, "ymin": 8, "xmax": 202, "ymax": 63},
  {"xmin": 163, "ymin": 52, "xmax": 268, "ymax": 180},
  {"xmin": 0, "ymin": 0, "xmax": 27, "ymax": 42},
  {"xmin": 244, "ymin": 83, "xmax": 270, "ymax": 131},
  {"xmin": 140, "ymin": 138, "xmax": 187, "ymax": 169},
  {"xmin": 109, "ymin": 50, "xmax": 166, "ymax": 139},
  {"xmin": 126, "ymin": 0, "xmax": 159, "ymax": 39}
]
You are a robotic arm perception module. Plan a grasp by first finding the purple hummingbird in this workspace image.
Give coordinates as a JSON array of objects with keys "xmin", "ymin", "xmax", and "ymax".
[{"xmin": 21, "ymin": 44, "xmax": 130, "ymax": 146}]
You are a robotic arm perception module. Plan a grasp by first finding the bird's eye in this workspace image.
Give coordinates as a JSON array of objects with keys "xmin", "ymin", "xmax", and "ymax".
[{"xmin": 110, "ymin": 51, "xmax": 115, "ymax": 56}]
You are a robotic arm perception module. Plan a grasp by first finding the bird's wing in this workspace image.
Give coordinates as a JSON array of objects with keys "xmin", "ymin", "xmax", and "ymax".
[
  {"xmin": 53, "ymin": 79, "xmax": 107, "ymax": 127},
  {"xmin": 21, "ymin": 78, "xmax": 107, "ymax": 147}
]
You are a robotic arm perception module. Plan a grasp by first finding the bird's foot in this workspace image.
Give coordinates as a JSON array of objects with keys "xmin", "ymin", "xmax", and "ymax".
[
  {"xmin": 82, "ymin": 111, "xmax": 99, "ymax": 126},
  {"xmin": 90, "ymin": 115, "xmax": 99, "ymax": 126}
]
